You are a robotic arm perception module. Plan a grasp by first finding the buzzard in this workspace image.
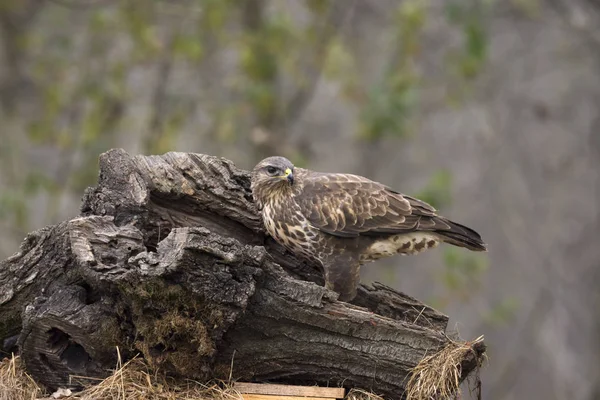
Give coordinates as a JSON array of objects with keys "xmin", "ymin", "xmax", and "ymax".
[{"xmin": 251, "ymin": 156, "xmax": 487, "ymax": 301}]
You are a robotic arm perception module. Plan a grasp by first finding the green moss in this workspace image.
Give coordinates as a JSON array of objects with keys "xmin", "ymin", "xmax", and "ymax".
[
  {"xmin": 134, "ymin": 310, "xmax": 214, "ymax": 376},
  {"xmin": 94, "ymin": 317, "xmax": 125, "ymax": 354},
  {"xmin": 120, "ymin": 280, "xmax": 222, "ymax": 378}
]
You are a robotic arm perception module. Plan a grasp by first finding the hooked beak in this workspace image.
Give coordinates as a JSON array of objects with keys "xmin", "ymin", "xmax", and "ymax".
[{"xmin": 284, "ymin": 168, "xmax": 294, "ymax": 185}]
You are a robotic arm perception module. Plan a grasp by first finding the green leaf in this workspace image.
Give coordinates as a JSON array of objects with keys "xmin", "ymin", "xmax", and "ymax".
[
  {"xmin": 0, "ymin": 192, "xmax": 28, "ymax": 229},
  {"xmin": 173, "ymin": 34, "xmax": 204, "ymax": 61},
  {"xmin": 443, "ymin": 247, "xmax": 461, "ymax": 269},
  {"xmin": 484, "ymin": 297, "xmax": 519, "ymax": 326},
  {"xmin": 23, "ymin": 171, "xmax": 57, "ymax": 195},
  {"xmin": 444, "ymin": 1, "xmax": 490, "ymax": 81},
  {"xmin": 305, "ymin": 0, "xmax": 329, "ymax": 14},
  {"xmin": 465, "ymin": 20, "xmax": 487, "ymax": 61},
  {"xmin": 200, "ymin": 0, "xmax": 234, "ymax": 32},
  {"xmin": 445, "ymin": 2, "xmax": 465, "ymax": 23},
  {"xmin": 413, "ymin": 170, "xmax": 453, "ymax": 209}
]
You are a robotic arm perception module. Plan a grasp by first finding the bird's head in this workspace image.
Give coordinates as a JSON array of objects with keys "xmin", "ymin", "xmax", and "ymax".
[{"xmin": 251, "ymin": 156, "xmax": 295, "ymax": 207}]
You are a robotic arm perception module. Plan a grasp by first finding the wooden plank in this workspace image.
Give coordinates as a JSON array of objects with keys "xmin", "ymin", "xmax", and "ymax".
[
  {"xmin": 234, "ymin": 382, "xmax": 345, "ymax": 398},
  {"xmin": 241, "ymin": 395, "xmax": 335, "ymax": 400}
]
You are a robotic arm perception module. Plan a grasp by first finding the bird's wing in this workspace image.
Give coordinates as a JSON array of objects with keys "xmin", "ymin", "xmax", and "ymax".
[{"xmin": 295, "ymin": 170, "xmax": 446, "ymax": 238}]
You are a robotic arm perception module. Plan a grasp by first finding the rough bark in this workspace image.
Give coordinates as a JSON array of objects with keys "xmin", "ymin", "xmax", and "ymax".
[{"xmin": 0, "ymin": 149, "xmax": 485, "ymax": 398}]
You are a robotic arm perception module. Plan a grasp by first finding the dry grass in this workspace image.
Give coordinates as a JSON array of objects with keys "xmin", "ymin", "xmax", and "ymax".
[
  {"xmin": 0, "ymin": 351, "xmax": 243, "ymax": 400},
  {"xmin": 0, "ymin": 354, "xmax": 45, "ymax": 400},
  {"xmin": 1, "ymin": 352, "xmax": 388, "ymax": 400},
  {"xmin": 405, "ymin": 335, "xmax": 485, "ymax": 400},
  {"xmin": 345, "ymin": 388, "xmax": 386, "ymax": 400},
  {"xmin": 73, "ymin": 351, "xmax": 243, "ymax": 400},
  {"xmin": 2, "ymin": 342, "xmax": 483, "ymax": 400}
]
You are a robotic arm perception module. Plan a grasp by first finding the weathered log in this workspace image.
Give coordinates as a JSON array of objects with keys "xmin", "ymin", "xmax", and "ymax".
[{"xmin": 0, "ymin": 149, "xmax": 485, "ymax": 398}]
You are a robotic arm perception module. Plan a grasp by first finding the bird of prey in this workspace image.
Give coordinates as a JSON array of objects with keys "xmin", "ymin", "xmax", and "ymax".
[{"xmin": 251, "ymin": 156, "xmax": 487, "ymax": 302}]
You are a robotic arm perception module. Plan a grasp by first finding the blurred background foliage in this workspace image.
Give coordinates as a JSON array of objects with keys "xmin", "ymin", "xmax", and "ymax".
[
  {"xmin": 0, "ymin": 0, "xmax": 488, "ymax": 242},
  {"xmin": 1, "ymin": 0, "xmax": 600, "ymax": 399}
]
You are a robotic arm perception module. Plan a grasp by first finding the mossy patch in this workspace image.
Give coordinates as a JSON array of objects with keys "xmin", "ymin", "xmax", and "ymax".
[{"xmin": 121, "ymin": 279, "xmax": 225, "ymax": 379}]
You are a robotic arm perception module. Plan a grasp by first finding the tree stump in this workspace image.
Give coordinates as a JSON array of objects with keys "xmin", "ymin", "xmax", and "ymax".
[{"xmin": 0, "ymin": 149, "xmax": 485, "ymax": 398}]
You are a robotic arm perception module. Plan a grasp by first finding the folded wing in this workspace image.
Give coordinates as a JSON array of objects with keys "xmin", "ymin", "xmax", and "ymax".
[
  {"xmin": 295, "ymin": 171, "xmax": 486, "ymax": 251},
  {"xmin": 296, "ymin": 172, "xmax": 437, "ymax": 236}
]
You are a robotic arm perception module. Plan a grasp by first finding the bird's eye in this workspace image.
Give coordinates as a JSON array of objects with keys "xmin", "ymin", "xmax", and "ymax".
[{"xmin": 266, "ymin": 166, "xmax": 278, "ymax": 175}]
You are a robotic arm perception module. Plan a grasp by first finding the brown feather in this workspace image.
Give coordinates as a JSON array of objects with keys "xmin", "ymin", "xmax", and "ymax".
[
  {"xmin": 295, "ymin": 171, "xmax": 411, "ymax": 237},
  {"xmin": 293, "ymin": 169, "xmax": 486, "ymax": 251}
]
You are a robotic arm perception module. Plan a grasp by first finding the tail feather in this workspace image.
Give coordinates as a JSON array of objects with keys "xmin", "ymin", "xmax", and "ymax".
[{"xmin": 435, "ymin": 219, "xmax": 487, "ymax": 252}]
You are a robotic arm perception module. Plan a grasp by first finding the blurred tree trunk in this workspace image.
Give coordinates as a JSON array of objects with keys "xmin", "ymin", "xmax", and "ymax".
[{"xmin": 0, "ymin": 0, "xmax": 40, "ymax": 111}]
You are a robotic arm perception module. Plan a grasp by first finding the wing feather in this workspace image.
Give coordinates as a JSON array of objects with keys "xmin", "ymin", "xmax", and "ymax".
[
  {"xmin": 291, "ymin": 169, "xmax": 486, "ymax": 251},
  {"xmin": 295, "ymin": 171, "xmax": 441, "ymax": 237}
]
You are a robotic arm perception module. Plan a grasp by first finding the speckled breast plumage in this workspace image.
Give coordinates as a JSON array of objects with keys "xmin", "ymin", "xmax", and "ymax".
[{"xmin": 261, "ymin": 198, "xmax": 325, "ymax": 263}]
